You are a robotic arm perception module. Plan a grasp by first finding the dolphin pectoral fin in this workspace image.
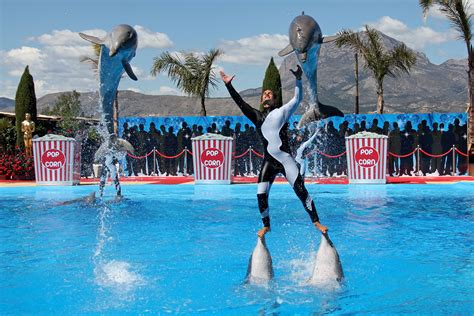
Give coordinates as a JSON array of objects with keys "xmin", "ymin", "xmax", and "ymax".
[
  {"xmin": 278, "ymin": 44, "xmax": 294, "ymax": 57},
  {"xmin": 322, "ymin": 35, "xmax": 339, "ymax": 43},
  {"xmin": 79, "ymin": 33, "xmax": 104, "ymax": 45},
  {"xmin": 122, "ymin": 61, "xmax": 138, "ymax": 81}
]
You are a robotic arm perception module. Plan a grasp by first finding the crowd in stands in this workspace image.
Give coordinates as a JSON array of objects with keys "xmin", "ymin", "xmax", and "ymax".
[{"xmin": 115, "ymin": 117, "xmax": 468, "ymax": 177}]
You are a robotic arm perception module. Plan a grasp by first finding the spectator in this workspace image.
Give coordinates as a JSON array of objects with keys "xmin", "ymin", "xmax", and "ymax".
[
  {"xmin": 137, "ymin": 124, "xmax": 150, "ymax": 175},
  {"xmin": 430, "ymin": 122, "xmax": 443, "ymax": 175},
  {"xmin": 418, "ymin": 123, "xmax": 433, "ymax": 176},
  {"xmin": 233, "ymin": 123, "xmax": 245, "ymax": 176},
  {"xmin": 369, "ymin": 118, "xmax": 383, "ymax": 134},
  {"xmin": 442, "ymin": 124, "xmax": 456, "ymax": 175},
  {"xmin": 159, "ymin": 125, "xmax": 168, "ymax": 175},
  {"xmin": 149, "ymin": 122, "xmax": 160, "ymax": 175},
  {"xmin": 400, "ymin": 121, "xmax": 416, "ymax": 176},
  {"xmin": 177, "ymin": 122, "xmax": 193, "ymax": 175},
  {"xmin": 128, "ymin": 126, "xmax": 139, "ymax": 176},
  {"xmin": 388, "ymin": 122, "xmax": 401, "ymax": 176},
  {"xmin": 221, "ymin": 120, "xmax": 233, "ymax": 137},
  {"xmin": 164, "ymin": 126, "xmax": 178, "ymax": 176}
]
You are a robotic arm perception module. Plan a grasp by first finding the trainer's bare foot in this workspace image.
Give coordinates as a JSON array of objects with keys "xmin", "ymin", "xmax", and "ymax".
[
  {"xmin": 257, "ymin": 227, "xmax": 270, "ymax": 238},
  {"xmin": 314, "ymin": 221, "xmax": 328, "ymax": 234}
]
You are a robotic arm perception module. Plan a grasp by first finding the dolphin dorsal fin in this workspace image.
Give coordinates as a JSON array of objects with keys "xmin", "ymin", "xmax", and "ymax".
[
  {"xmin": 278, "ymin": 44, "xmax": 294, "ymax": 57},
  {"xmin": 322, "ymin": 35, "xmax": 339, "ymax": 43},
  {"xmin": 122, "ymin": 60, "xmax": 138, "ymax": 81},
  {"xmin": 79, "ymin": 32, "xmax": 104, "ymax": 45}
]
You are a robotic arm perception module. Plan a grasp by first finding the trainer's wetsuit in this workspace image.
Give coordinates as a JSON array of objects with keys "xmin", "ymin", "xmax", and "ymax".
[{"xmin": 225, "ymin": 79, "xmax": 320, "ymax": 228}]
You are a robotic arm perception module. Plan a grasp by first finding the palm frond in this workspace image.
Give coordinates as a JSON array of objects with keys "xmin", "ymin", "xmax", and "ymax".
[
  {"xmin": 438, "ymin": 0, "xmax": 472, "ymax": 42},
  {"xmin": 419, "ymin": 0, "xmax": 436, "ymax": 16}
]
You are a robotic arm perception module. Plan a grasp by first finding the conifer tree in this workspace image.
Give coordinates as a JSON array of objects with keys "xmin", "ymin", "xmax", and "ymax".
[{"xmin": 15, "ymin": 65, "xmax": 37, "ymax": 147}]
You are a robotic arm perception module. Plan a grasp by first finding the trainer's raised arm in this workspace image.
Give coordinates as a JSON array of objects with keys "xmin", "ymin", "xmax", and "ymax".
[{"xmin": 220, "ymin": 71, "xmax": 235, "ymax": 85}]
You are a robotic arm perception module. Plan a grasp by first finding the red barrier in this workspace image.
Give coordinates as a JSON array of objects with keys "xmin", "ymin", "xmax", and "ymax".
[
  {"xmin": 455, "ymin": 148, "xmax": 469, "ymax": 157},
  {"xmin": 251, "ymin": 149, "xmax": 264, "ymax": 158},
  {"xmin": 388, "ymin": 149, "xmax": 417, "ymax": 158},
  {"xmin": 233, "ymin": 149, "xmax": 250, "ymax": 159},
  {"xmin": 125, "ymin": 147, "xmax": 468, "ymax": 161},
  {"xmin": 419, "ymin": 148, "xmax": 453, "ymax": 158}
]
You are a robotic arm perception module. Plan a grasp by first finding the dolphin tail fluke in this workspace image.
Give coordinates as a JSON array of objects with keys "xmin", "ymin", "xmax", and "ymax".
[
  {"xmin": 79, "ymin": 32, "xmax": 104, "ymax": 45},
  {"xmin": 122, "ymin": 60, "xmax": 138, "ymax": 81},
  {"xmin": 319, "ymin": 102, "xmax": 344, "ymax": 118},
  {"xmin": 278, "ymin": 44, "xmax": 295, "ymax": 57},
  {"xmin": 297, "ymin": 109, "xmax": 322, "ymax": 129},
  {"xmin": 297, "ymin": 102, "xmax": 344, "ymax": 128}
]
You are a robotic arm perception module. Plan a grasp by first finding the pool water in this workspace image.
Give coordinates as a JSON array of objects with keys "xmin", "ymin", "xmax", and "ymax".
[{"xmin": 1, "ymin": 183, "xmax": 473, "ymax": 314}]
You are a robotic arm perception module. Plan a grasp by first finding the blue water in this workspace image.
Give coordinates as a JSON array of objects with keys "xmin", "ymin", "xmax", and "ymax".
[{"xmin": 0, "ymin": 183, "xmax": 473, "ymax": 314}]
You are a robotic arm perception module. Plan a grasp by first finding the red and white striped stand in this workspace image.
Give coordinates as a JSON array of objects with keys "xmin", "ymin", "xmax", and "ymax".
[
  {"xmin": 191, "ymin": 133, "xmax": 233, "ymax": 184},
  {"xmin": 345, "ymin": 132, "xmax": 388, "ymax": 184},
  {"xmin": 33, "ymin": 134, "xmax": 81, "ymax": 185}
]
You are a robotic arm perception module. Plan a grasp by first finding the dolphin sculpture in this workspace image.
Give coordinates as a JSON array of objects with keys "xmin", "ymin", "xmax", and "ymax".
[
  {"xmin": 279, "ymin": 12, "xmax": 344, "ymax": 128},
  {"xmin": 309, "ymin": 233, "xmax": 344, "ymax": 286},
  {"xmin": 245, "ymin": 236, "xmax": 274, "ymax": 284},
  {"xmin": 79, "ymin": 24, "xmax": 138, "ymax": 134}
]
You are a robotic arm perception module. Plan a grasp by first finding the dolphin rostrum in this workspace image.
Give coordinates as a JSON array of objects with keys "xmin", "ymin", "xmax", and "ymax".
[
  {"xmin": 309, "ymin": 233, "xmax": 344, "ymax": 286},
  {"xmin": 279, "ymin": 12, "xmax": 343, "ymax": 128},
  {"xmin": 79, "ymin": 24, "xmax": 138, "ymax": 134},
  {"xmin": 245, "ymin": 236, "xmax": 274, "ymax": 284}
]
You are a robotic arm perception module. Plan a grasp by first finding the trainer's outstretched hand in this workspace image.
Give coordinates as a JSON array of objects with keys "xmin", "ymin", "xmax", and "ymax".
[
  {"xmin": 220, "ymin": 71, "xmax": 235, "ymax": 85},
  {"xmin": 290, "ymin": 65, "xmax": 303, "ymax": 80}
]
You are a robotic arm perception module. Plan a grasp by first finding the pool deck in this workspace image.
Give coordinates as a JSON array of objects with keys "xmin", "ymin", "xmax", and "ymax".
[{"xmin": 1, "ymin": 175, "xmax": 473, "ymax": 187}]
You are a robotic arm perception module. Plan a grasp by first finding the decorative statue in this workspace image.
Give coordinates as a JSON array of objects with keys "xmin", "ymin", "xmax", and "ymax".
[
  {"xmin": 79, "ymin": 24, "xmax": 137, "ymax": 196},
  {"xmin": 279, "ymin": 12, "xmax": 344, "ymax": 127},
  {"xmin": 21, "ymin": 113, "xmax": 35, "ymax": 156}
]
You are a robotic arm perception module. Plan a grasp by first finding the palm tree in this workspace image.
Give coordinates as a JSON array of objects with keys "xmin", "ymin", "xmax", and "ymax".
[
  {"xmin": 335, "ymin": 25, "xmax": 417, "ymax": 114},
  {"xmin": 151, "ymin": 49, "xmax": 222, "ymax": 116},
  {"xmin": 80, "ymin": 43, "xmax": 120, "ymax": 134},
  {"xmin": 420, "ymin": 0, "xmax": 473, "ymax": 170}
]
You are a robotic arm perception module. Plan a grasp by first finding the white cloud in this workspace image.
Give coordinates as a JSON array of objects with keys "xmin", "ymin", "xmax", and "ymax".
[
  {"xmin": 368, "ymin": 16, "xmax": 456, "ymax": 50},
  {"xmin": 218, "ymin": 34, "xmax": 289, "ymax": 65},
  {"xmin": 134, "ymin": 25, "xmax": 173, "ymax": 49},
  {"xmin": 0, "ymin": 26, "xmax": 173, "ymax": 98}
]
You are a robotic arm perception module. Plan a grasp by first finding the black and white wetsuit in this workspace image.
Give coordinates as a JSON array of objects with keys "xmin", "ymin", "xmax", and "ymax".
[{"xmin": 225, "ymin": 79, "xmax": 320, "ymax": 228}]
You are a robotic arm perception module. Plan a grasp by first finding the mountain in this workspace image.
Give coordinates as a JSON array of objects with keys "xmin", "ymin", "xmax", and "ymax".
[
  {"xmin": 1, "ymin": 31, "xmax": 469, "ymax": 117},
  {"xmin": 0, "ymin": 97, "xmax": 14, "ymax": 111}
]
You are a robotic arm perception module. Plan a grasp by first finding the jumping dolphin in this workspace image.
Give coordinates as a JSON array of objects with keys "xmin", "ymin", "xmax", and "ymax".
[
  {"xmin": 279, "ymin": 13, "xmax": 343, "ymax": 128},
  {"xmin": 245, "ymin": 236, "xmax": 274, "ymax": 284},
  {"xmin": 79, "ymin": 24, "xmax": 138, "ymax": 134},
  {"xmin": 309, "ymin": 233, "xmax": 344, "ymax": 286}
]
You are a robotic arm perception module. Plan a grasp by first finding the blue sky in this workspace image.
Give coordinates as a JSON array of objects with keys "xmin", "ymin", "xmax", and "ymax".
[{"xmin": 0, "ymin": 0, "xmax": 469, "ymax": 99}]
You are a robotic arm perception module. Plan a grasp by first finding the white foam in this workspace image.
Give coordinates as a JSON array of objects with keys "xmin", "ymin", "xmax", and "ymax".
[{"xmin": 95, "ymin": 260, "xmax": 143, "ymax": 288}]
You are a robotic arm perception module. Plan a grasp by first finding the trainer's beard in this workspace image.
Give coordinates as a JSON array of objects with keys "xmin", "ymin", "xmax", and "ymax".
[{"xmin": 261, "ymin": 99, "xmax": 275, "ymax": 109}]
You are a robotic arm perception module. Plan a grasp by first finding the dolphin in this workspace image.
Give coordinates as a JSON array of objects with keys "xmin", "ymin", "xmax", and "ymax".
[
  {"xmin": 309, "ymin": 233, "xmax": 344, "ymax": 286},
  {"xmin": 245, "ymin": 236, "xmax": 274, "ymax": 284},
  {"xmin": 279, "ymin": 13, "xmax": 344, "ymax": 128},
  {"xmin": 79, "ymin": 24, "xmax": 138, "ymax": 134},
  {"xmin": 56, "ymin": 191, "xmax": 97, "ymax": 206}
]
